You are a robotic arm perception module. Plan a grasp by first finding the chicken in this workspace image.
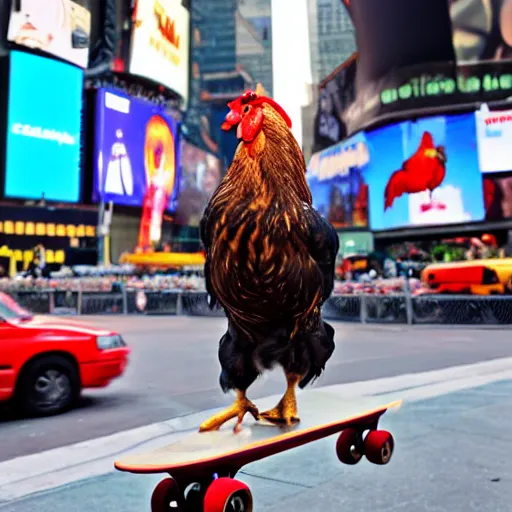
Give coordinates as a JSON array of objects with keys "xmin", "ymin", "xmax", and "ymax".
[
  {"xmin": 198, "ymin": 86, "xmax": 339, "ymax": 433},
  {"xmin": 384, "ymin": 131, "xmax": 447, "ymax": 211}
]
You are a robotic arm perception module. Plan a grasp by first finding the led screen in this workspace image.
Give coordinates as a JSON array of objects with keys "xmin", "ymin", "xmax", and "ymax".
[
  {"xmin": 365, "ymin": 113, "xmax": 485, "ymax": 230},
  {"xmin": 5, "ymin": 51, "xmax": 83, "ymax": 203},
  {"xmin": 93, "ymin": 88, "xmax": 180, "ymax": 210}
]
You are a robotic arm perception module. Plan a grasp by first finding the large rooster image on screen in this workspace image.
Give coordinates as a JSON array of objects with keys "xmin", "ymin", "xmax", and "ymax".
[
  {"xmin": 384, "ymin": 131, "xmax": 447, "ymax": 213},
  {"xmin": 365, "ymin": 113, "xmax": 485, "ymax": 230}
]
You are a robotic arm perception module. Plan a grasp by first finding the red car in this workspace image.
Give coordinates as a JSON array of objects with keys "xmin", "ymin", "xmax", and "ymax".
[{"xmin": 0, "ymin": 292, "xmax": 130, "ymax": 416}]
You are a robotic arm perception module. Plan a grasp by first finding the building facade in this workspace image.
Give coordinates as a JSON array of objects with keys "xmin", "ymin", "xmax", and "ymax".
[
  {"xmin": 307, "ymin": 0, "xmax": 356, "ymax": 84},
  {"xmin": 302, "ymin": 0, "xmax": 356, "ymax": 160},
  {"xmin": 184, "ymin": 0, "xmax": 273, "ymax": 168}
]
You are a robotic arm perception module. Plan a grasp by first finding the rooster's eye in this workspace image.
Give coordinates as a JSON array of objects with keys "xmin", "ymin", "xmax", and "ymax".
[{"xmin": 243, "ymin": 105, "xmax": 250, "ymax": 114}]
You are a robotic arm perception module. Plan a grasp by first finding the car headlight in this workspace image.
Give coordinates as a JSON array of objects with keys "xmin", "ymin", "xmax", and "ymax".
[{"xmin": 96, "ymin": 335, "xmax": 126, "ymax": 350}]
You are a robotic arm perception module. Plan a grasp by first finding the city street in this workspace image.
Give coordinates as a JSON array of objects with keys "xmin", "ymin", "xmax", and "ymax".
[
  {"xmin": 2, "ymin": 317, "xmax": 512, "ymax": 461},
  {"xmin": 1, "ymin": 317, "xmax": 512, "ymax": 511}
]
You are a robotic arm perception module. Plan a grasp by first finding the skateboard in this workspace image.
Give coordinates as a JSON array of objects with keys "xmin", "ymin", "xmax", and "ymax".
[{"xmin": 115, "ymin": 391, "xmax": 402, "ymax": 512}]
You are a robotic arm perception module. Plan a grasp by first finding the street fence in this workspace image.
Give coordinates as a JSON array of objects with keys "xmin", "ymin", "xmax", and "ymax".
[{"xmin": 6, "ymin": 288, "xmax": 512, "ymax": 325}]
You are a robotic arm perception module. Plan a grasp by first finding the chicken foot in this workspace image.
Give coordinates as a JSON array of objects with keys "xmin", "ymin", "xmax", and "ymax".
[
  {"xmin": 421, "ymin": 190, "xmax": 446, "ymax": 212},
  {"xmin": 199, "ymin": 389, "xmax": 259, "ymax": 433},
  {"xmin": 259, "ymin": 372, "xmax": 302, "ymax": 426}
]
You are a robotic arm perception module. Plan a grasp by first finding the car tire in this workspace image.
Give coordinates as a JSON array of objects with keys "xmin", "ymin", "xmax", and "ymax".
[{"xmin": 16, "ymin": 355, "xmax": 80, "ymax": 417}]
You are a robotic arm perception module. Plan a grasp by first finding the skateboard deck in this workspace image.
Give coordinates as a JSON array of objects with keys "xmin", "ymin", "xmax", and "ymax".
[{"xmin": 115, "ymin": 391, "xmax": 401, "ymax": 475}]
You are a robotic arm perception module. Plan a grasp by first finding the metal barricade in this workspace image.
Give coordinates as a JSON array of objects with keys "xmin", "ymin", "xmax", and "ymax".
[
  {"xmin": 322, "ymin": 295, "xmax": 361, "ymax": 322},
  {"xmin": 363, "ymin": 294, "xmax": 408, "ymax": 324},
  {"xmin": 125, "ymin": 289, "xmax": 180, "ymax": 315},
  {"xmin": 52, "ymin": 290, "xmax": 80, "ymax": 315},
  {"xmin": 412, "ymin": 294, "xmax": 512, "ymax": 325},
  {"xmin": 181, "ymin": 291, "xmax": 225, "ymax": 317},
  {"xmin": 79, "ymin": 291, "xmax": 125, "ymax": 315},
  {"xmin": 10, "ymin": 290, "xmax": 52, "ymax": 314},
  {"xmin": 4, "ymin": 285, "xmax": 512, "ymax": 325}
]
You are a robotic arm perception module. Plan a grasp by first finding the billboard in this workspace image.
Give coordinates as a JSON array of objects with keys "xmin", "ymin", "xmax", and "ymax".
[
  {"xmin": 313, "ymin": 53, "xmax": 357, "ymax": 154},
  {"xmin": 483, "ymin": 172, "xmax": 512, "ymax": 220},
  {"xmin": 93, "ymin": 88, "xmax": 180, "ymax": 211},
  {"xmin": 175, "ymin": 140, "xmax": 223, "ymax": 227},
  {"xmin": 339, "ymin": 0, "xmax": 512, "ymax": 134},
  {"xmin": 307, "ymin": 132, "xmax": 370, "ymax": 229},
  {"xmin": 5, "ymin": 51, "xmax": 83, "ymax": 203},
  {"xmin": 475, "ymin": 105, "xmax": 512, "ymax": 173},
  {"xmin": 130, "ymin": 0, "xmax": 190, "ymax": 103},
  {"xmin": 365, "ymin": 113, "xmax": 485, "ymax": 230},
  {"xmin": 450, "ymin": 0, "xmax": 512, "ymax": 62},
  {"xmin": 8, "ymin": 0, "xmax": 91, "ymax": 68}
]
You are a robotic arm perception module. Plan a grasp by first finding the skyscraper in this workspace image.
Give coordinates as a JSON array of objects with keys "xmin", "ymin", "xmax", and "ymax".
[
  {"xmin": 302, "ymin": 0, "xmax": 356, "ymax": 160},
  {"xmin": 307, "ymin": 0, "xmax": 356, "ymax": 84},
  {"xmin": 184, "ymin": 0, "xmax": 273, "ymax": 167},
  {"xmin": 237, "ymin": 0, "xmax": 273, "ymax": 97}
]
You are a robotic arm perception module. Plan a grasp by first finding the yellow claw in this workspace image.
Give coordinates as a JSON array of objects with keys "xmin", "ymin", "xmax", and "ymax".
[
  {"xmin": 259, "ymin": 373, "xmax": 302, "ymax": 426},
  {"xmin": 199, "ymin": 390, "xmax": 259, "ymax": 433}
]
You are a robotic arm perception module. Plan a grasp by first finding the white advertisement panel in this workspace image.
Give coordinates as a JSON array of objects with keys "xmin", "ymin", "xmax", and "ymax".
[
  {"xmin": 475, "ymin": 105, "xmax": 512, "ymax": 174},
  {"xmin": 7, "ymin": 0, "xmax": 91, "ymax": 69},
  {"xmin": 130, "ymin": 0, "xmax": 190, "ymax": 105}
]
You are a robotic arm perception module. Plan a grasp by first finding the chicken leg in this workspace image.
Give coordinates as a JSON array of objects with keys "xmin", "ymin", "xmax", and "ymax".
[
  {"xmin": 199, "ymin": 389, "xmax": 259, "ymax": 433},
  {"xmin": 259, "ymin": 372, "xmax": 302, "ymax": 425}
]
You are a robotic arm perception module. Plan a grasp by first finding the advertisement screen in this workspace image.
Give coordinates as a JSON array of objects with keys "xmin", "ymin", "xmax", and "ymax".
[
  {"xmin": 313, "ymin": 54, "xmax": 357, "ymax": 154},
  {"xmin": 475, "ymin": 106, "xmax": 512, "ymax": 174},
  {"xmin": 5, "ymin": 51, "xmax": 83, "ymax": 203},
  {"xmin": 365, "ymin": 113, "xmax": 485, "ymax": 230},
  {"xmin": 340, "ymin": 0, "xmax": 512, "ymax": 135},
  {"xmin": 307, "ymin": 132, "xmax": 370, "ymax": 229},
  {"xmin": 7, "ymin": 0, "xmax": 91, "ymax": 69},
  {"xmin": 130, "ymin": 0, "xmax": 190, "ymax": 103},
  {"xmin": 175, "ymin": 141, "xmax": 222, "ymax": 227},
  {"xmin": 483, "ymin": 172, "xmax": 512, "ymax": 220},
  {"xmin": 93, "ymin": 88, "xmax": 180, "ymax": 211},
  {"xmin": 450, "ymin": 0, "xmax": 512, "ymax": 62}
]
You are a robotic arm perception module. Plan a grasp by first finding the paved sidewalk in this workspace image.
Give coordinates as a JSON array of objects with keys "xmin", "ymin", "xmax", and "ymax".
[{"xmin": 1, "ymin": 379, "xmax": 512, "ymax": 511}]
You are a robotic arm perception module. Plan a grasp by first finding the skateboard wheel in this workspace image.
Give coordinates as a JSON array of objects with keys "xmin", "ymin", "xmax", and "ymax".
[
  {"xmin": 364, "ymin": 430, "xmax": 394, "ymax": 465},
  {"xmin": 184, "ymin": 482, "xmax": 205, "ymax": 510},
  {"xmin": 204, "ymin": 477, "xmax": 253, "ymax": 512},
  {"xmin": 151, "ymin": 477, "xmax": 181, "ymax": 511},
  {"xmin": 336, "ymin": 428, "xmax": 364, "ymax": 465}
]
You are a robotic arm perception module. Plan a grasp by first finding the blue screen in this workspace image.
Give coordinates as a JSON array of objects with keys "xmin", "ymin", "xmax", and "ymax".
[
  {"xmin": 365, "ymin": 113, "xmax": 485, "ymax": 230},
  {"xmin": 93, "ymin": 88, "xmax": 180, "ymax": 211},
  {"xmin": 5, "ymin": 51, "xmax": 83, "ymax": 203},
  {"xmin": 307, "ymin": 131, "xmax": 370, "ymax": 229}
]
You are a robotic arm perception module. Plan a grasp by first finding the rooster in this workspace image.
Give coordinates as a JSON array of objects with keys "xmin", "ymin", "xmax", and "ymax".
[
  {"xmin": 199, "ymin": 86, "xmax": 339, "ymax": 432},
  {"xmin": 384, "ymin": 131, "xmax": 447, "ymax": 211}
]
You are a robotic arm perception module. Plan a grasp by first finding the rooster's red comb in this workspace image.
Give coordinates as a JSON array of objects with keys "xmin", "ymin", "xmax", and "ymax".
[{"xmin": 226, "ymin": 89, "xmax": 292, "ymax": 129}]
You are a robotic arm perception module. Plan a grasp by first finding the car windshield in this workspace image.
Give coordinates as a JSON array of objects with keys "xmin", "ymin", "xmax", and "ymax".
[{"xmin": 0, "ymin": 292, "xmax": 33, "ymax": 320}]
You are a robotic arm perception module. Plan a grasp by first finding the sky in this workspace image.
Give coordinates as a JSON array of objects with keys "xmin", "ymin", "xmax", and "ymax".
[{"xmin": 271, "ymin": 0, "xmax": 312, "ymax": 148}]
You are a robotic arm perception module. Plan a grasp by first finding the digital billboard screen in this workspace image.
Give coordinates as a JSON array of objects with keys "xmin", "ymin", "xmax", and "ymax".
[
  {"xmin": 174, "ymin": 140, "xmax": 223, "ymax": 227},
  {"xmin": 93, "ymin": 88, "xmax": 180, "ymax": 211},
  {"xmin": 483, "ymin": 172, "xmax": 512, "ymax": 220},
  {"xmin": 7, "ymin": 0, "xmax": 91, "ymax": 69},
  {"xmin": 307, "ymin": 132, "xmax": 370, "ymax": 229},
  {"xmin": 339, "ymin": 0, "xmax": 512, "ymax": 134},
  {"xmin": 364, "ymin": 113, "xmax": 485, "ymax": 230},
  {"xmin": 129, "ymin": 0, "xmax": 190, "ymax": 103},
  {"xmin": 475, "ymin": 106, "xmax": 512, "ymax": 174},
  {"xmin": 313, "ymin": 54, "xmax": 357, "ymax": 154},
  {"xmin": 5, "ymin": 51, "xmax": 83, "ymax": 203}
]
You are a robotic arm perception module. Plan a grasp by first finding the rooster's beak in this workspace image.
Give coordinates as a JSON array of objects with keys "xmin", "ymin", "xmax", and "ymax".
[{"xmin": 222, "ymin": 109, "xmax": 241, "ymax": 131}]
